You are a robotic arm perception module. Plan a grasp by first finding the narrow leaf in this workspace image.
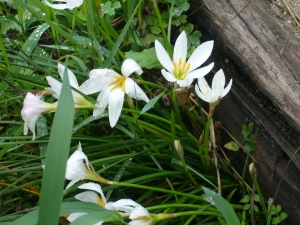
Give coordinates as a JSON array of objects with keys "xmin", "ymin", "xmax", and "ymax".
[
  {"xmin": 38, "ymin": 64, "xmax": 75, "ymax": 225},
  {"xmin": 202, "ymin": 186, "xmax": 241, "ymax": 225}
]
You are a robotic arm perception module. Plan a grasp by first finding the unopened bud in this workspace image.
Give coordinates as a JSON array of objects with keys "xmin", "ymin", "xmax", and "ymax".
[
  {"xmin": 249, "ymin": 162, "xmax": 257, "ymax": 180},
  {"xmin": 174, "ymin": 140, "xmax": 184, "ymax": 161}
]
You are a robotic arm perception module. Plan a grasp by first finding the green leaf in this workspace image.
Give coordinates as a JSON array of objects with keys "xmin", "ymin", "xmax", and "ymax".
[
  {"xmin": 71, "ymin": 211, "xmax": 123, "ymax": 225},
  {"xmin": 240, "ymin": 195, "xmax": 250, "ymax": 203},
  {"xmin": 242, "ymin": 122, "xmax": 254, "ymax": 139},
  {"xmin": 243, "ymin": 204, "xmax": 250, "ymax": 210},
  {"xmin": 150, "ymin": 25, "xmax": 161, "ymax": 34},
  {"xmin": 112, "ymin": 1, "xmax": 121, "ymax": 9},
  {"xmin": 38, "ymin": 63, "xmax": 75, "ymax": 225},
  {"xmin": 0, "ymin": 81, "xmax": 8, "ymax": 96},
  {"xmin": 224, "ymin": 141, "xmax": 240, "ymax": 151},
  {"xmin": 139, "ymin": 91, "xmax": 165, "ymax": 116},
  {"xmin": 202, "ymin": 187, "xmax": 241, "ymax": 225},
  {"xmin": 125, "ymin": 48, "xmax": 161, "ymax": 69}
]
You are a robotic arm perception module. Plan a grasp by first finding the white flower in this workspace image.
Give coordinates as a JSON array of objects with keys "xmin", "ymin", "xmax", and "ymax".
[
  {"xmin": 46, "ymin": 63, "xmax": 93, "ymax": 107},
  {"xmin": 67, "ymin": 183, "xmax": 106, "ymax": 224},
  {"xmin": 44, "ymin": 0, "xmax": 83, "ymax": 10},
  {"xmin": 129, "ymin": 206, "xmax": 152, "ymax": 225},
  {"xmin": 68, "ymin": 182, "xmax": 143, "ymax": 224},
  {"xmin": 80, "ymin": 59, "xmax": 149, "ymax": 127},
  {"xmin": 195, "ymin": 69, "xmax": 232, "ymax": 103},
  {"xmin": 155, "ymin": 31, "xmax": 214, "ymax": 87},
  {"xmin": 65, "ymin": 143, "xmax": 98, "ymax": 189},
  {"xmin": 21, "ymin": 92, "xmax": 57, "ymax": 140}
]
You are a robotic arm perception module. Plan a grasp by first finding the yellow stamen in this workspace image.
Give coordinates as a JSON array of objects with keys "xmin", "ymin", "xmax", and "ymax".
[
  {"xmin": 173, "ymin": 57, "xmax": 191, "ymax": 80},
  {"xmin": 96, "ymin": 195, "xmax": 106, "ymax": 207},
  {"xmin": 108, "ymin": 76, "xmax": 126, "ymax": 92}
]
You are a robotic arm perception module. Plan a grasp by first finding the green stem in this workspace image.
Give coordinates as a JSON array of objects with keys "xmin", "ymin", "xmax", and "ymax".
[
  {"xmin": 152, "ymin": 0, "xmax": 172, "ymax": 55},
  {"xmin": 203, "ymin": 103, "xmax": 216, "ymax": 167}
]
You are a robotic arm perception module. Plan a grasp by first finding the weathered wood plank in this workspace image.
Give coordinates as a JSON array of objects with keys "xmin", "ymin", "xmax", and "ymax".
[{"xmin": 190, "ymin": 0, "xmax": 300, "ymax": 133}]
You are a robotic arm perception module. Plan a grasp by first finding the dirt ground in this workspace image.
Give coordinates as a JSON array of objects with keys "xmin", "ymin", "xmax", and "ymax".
[{"xmin": 268, "ymin": 0, "xmax": 300, "ymax": 38}]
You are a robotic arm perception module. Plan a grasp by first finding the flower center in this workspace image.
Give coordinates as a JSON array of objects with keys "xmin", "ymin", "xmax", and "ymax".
[
  {"xmin": 173, "ymin": 57, "xmax": 191, "ymax": 80},
  {"xmin": 108, "ymin": 76, "xmax": 126, "ymax": 92}
]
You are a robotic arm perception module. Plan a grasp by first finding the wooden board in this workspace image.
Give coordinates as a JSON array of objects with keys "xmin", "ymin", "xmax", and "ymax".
[{"xmin": 187, "ymin": 0, "xmax": 300, "ymax": 223}]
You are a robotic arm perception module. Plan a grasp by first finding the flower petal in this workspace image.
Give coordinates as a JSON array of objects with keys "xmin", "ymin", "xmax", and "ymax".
[
  {"xmin": 78, "ymin": 182, "xmax": 105, "ymax": 202},
  {"xmin": 93, "ymin": 88, "xmax": 110, "ymax": 116},
  {"xmin": 121, "ymin": 59, "xmax": 143, "ymax": 77},
  {"xmin": 155, "ymin": 40, "xmax": 174, "ymax": 73},
  {"xmin": 80, "ymin": 69, "xmax": 112, "ymax": 94},
  {"xmin": 67, "ymin": 212, "xmax": 87, "ymax": 222},
  {"xmin": 221, "ymin": 79, "xmax": 233, "ymax": 98},
  {"xmin": 125, "ymin": 78, "xmax": 149, "ymax": 102},
  {"xmin": 161, "ymin": 69, "xmax": 177, "ymax": 82},
  {"xmin": 177, "ymin": 78, "xmax": 193, "ymax": 87},
  {"xmin": 211, "ymin": 69, "xmax": 225, "ymax": 90},
  {"xmin": 129, "ymin": 206, "xmax": 151, "ymax": 220},
  {"xmin": 108, "ymin": 88, "xmax": 125, "ymax": 127},
  {"xmin": 21, "ymin": 92, "xmax": 57, "ymax": 140},
  {"xmin": 65, "ymin": 178, "xmax": 80, "ymax": 190},
  {"xmin": 195, "ymin": 84, "xmax": 206, "ymax": 101},
  {"xmin": 57, "ymin": 63, "xmax": 79, "ymax": 88},
  {"xmin": 105, "ymin": 199, "xmax": 140, "ymax": 214},
  {"xmin": 65, "ymin": 142, "xmax": 90, "ymax": 181},
  {"xmin": 173, "ymin": 31, "xmax": 187, "ymax": 64},
  {"xmin": 45, "ymin": 0, "xmax": 83, "ymax": 10},
  {"xmin": 75, "ymin": 191, "xmax": 100, "ymax": 205},
  {"xmin": 46, "ymin": 76, "xmax": 62, "ymax": 99},
  {"xmin": 187, "ymin": 41, "xmax": 214, "ymax": 72},
  {"xmin": 187, "ymin": 63, "xmax": 214, "ymax": 79}
]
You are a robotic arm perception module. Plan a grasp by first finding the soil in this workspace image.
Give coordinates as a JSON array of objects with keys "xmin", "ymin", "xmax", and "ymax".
[{"xmin": 267, "ymin": 0, "xmax": 300, "ymax": 38}]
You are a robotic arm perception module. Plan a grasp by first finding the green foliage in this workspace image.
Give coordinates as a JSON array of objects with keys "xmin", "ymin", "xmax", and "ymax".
[
  {"xmin": 202, "ymin": 187, "xmax": 241, "ymax": 225},
  {"xmin": 125, "ymin": 48, "xmax": 161, "ymax": 69}
]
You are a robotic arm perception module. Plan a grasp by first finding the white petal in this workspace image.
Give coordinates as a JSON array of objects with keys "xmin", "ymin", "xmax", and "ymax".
[
  {"xmin": 80, "ymin": 69, "xmax": 113, "ymax": 94},
  {"xmin": 129, "ymin": 206, "xmax": 151, "ymax": 220},
  {"xmin": 187, "ymin": 41, "xmax": 214, "ymax": 72},
  {"xmin": 57, "ymin": 63, "xmax": 79, "ymax": 88},
  {"xmin": 221, "ymin": 79, "xmax": 233, "ymax": 98},
  {"xmin": 45, "ymin": 0, "xmax": 83, "ymax": 10},
  {"xmin": 212, "ymin": 69, "xmax": 225, "ymax": 90},
  {"xmin": 65, "ymin": 143, "xmax": 90, "ymax": 181},
  {"xmin": 79, "ymin": 79, "xmax": 101, "ymax": 95},
  {"xmin": 66, "ymin": 0, "xmax": 83, "ymax": 9},
  {"xmin": 67, "ymin": 212, "xmax": 87, "ymax": 222},
  {"xmin": 93, "ymin": 88, "xmax": 110, "ymax": 116},
  {"xmin": 161, "ymin": 69, "xmax": 177, "ymax": 82},
  {"xmin": 125, "ymin": 78, "xmax": 149, "ymax": 102},
  {"xmin": 187, "ymin": 63, "xmax": 214, "ymax": 79},
  {"xmin": 121, "ymin": 59, "xmax": 143, "ymax": 77},
  {"xmin": 45, "ymin": 1, "xmax": 69, "ymax": 10},
  {"xmin": 75, "ymin": 191, "xmax": 99, "ymax": 204},
  {"xmin": 65, "ymin": 178, "xmax": 80, "ymax": 190},
  {"xmin": 21, "ymin": 92, "xmax": 57, "ymax": 140},
  {"xmin": 197, "ymin": 77, "xmax": 209, "ymax": 95},
  {"xmin": 46, "ymin": 76, "xmax": 62, "ymax": 98},
  {"xmin": 173, "ymin": 31, "xmax": 187, "ymax": 64},
  {"xmin": 108, "ymin": 88, "xmax": 124, "ymax": 127},
  {"xmin": 105, "ymin": 199, "xmax": 140, "ymax": 214},
  {"xmin": 155, "ymin": 40, "xmax": 174, "ymax": 73},
  {"xmin": 177, "ymin": 78, "xmax": 193, "ymax": 87},
  {"xmin": 195, "ymin": 84, "xmax": 206, "ymax": 101},
  {"xmin": 78, "ymin": 182, "xmax": 105, "ymax": 200},
  {"xmin": 75, "ymin": 191, "xmax": 102, "ymax": 205},
  {"xmin": 129, "ymin": 221, "xmax": 152, "ymax": 225}
]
